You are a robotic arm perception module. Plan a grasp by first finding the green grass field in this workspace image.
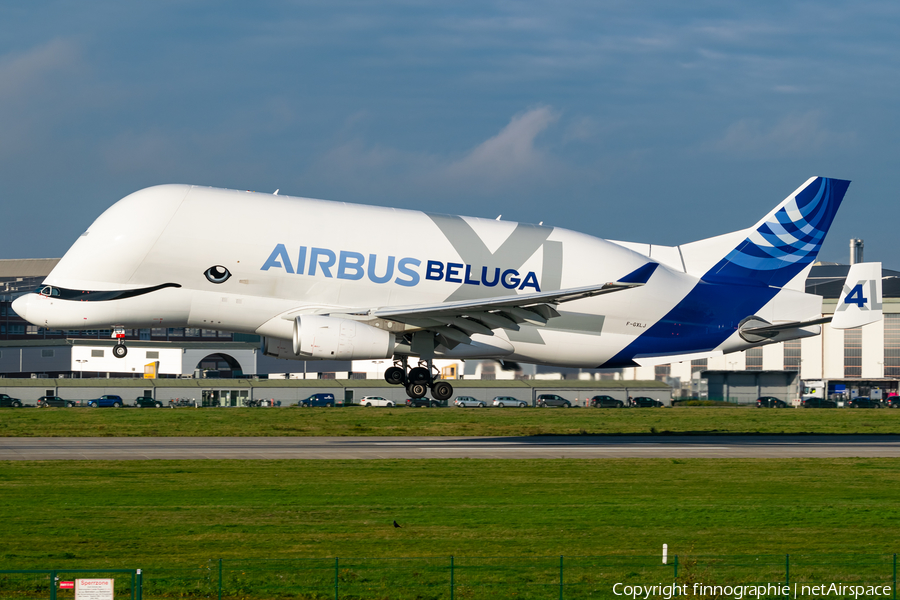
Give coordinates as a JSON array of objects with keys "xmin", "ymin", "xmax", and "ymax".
[
  {"xmin": 2, "ymin": 458, "xmax": 898, "ymax": 566},
  {"xmin": 4, "ymin": 410, "xmax": 899, "ymax": 598},
  {"xmin": 3, "ymin": 406, "xmax": 900, "ymax": 437}
]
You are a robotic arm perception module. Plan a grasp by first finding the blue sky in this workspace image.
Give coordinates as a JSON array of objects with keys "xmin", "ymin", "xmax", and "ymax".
[{"xmin": 2, "ymin": 1, "xmax": 898, "ymax": 265}]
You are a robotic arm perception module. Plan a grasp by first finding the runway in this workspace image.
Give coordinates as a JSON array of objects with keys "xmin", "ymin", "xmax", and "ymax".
[{"xmin": 3, "ymin": 435, "xmax": 900, "ymax": 460}]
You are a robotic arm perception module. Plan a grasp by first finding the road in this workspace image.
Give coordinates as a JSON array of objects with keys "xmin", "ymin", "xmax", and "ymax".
[{"xmin": 3, "ymin": 435, "xmax": 900, "ymax": 459}]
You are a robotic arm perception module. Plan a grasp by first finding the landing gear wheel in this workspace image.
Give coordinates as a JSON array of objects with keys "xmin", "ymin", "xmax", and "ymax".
[
  {"xmin": 113, "ymin": 344, "xmax": 127, "ymax": 359},
  {"xmin": 407, "ymin": 367, "xmax": 430, "ymax": 385},
  {"xmin": 406, "ymin": 383, "xmax": 428, "ymax": 399},
  {"xmin": 384, "ymin": 366, "xmax": 406, "ymax": 385},
  {"xmin": 431, "ymin": 381, "xmax": 453, "ymax": 402}
]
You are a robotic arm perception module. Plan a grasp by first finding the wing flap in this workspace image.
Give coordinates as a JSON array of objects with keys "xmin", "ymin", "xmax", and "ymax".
[
  {"xmin": 362, "ymin": 262, "xmax": 658, "ymax": 322},
  {"xmin": 341, "ymin": 263, "xmax": 659, "ymax": 345}
]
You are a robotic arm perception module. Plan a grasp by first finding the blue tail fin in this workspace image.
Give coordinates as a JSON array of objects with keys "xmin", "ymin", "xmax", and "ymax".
[{"xmin": 701, "ymin": 177, "xmax": 850, "ymax": 287}]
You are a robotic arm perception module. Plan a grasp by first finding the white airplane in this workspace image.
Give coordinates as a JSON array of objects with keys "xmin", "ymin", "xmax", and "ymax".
[{"xmin": 12, "ymin": 176, "xmax": 882, "ymax": 401}]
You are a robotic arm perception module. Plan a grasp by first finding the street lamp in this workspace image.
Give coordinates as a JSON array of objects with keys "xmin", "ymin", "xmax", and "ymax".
[{"xmin": 75, "ymin": 359, "xmax": 87, "ymax": 379}]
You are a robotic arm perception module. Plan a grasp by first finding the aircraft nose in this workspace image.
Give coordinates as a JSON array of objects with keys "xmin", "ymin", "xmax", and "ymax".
[{"xmin": 11, "ymin": 294, "xmax": 32, "ymax": 322}]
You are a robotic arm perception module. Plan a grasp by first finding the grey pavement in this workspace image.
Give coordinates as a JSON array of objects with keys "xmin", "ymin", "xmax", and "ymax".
[{"xmin": 3, "ymin": 435, "xmax": 900, "ymax": 460}]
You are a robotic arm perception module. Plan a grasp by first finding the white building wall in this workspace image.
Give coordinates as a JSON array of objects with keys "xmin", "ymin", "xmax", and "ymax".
[
  {"xmin": 634, "ymin": 365, "xmax": 655, "ymax": 380},
  {"xmin": 822, "ymin": 324, "xmax": 844, "ymax": 380},
  {"xmin": 800, "ymin": 335, "xmax": 823, "ymax": 380},
  {"xmin": 351, "ymin": 358, "xmax": 465, "ymax": 380},
  {"xmin": 862, "ymin": 319, "xmax": 885, "ymax": 378},
  {"xmin": 762, "ymin": 343, "xmax": 783, "ymax": 370},
  {"xmin": 707, "ymin": 353, "xmax": 731, "ymax": 370},
  {"xmin": 71, "ymin": 345, "xmax": 183, "ymax": 376},
  {"xmin": 670, "ymin": 360, "xmax": 692, "ymax": 382}
]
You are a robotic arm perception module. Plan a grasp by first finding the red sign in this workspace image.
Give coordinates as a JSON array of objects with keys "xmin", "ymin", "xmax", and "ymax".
[{"xmin": 59, "ymin": 582, "xmax": 75, "ymax": 589}]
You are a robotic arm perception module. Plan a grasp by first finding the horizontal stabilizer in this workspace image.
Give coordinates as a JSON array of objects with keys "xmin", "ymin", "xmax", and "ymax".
[
  {"xmin": 831, "ymin": 262, "xmax": 883, "ymax": 329},
  {"xmin": 739, "ymin": 316, "xmax": 831, "ymax": 343}
]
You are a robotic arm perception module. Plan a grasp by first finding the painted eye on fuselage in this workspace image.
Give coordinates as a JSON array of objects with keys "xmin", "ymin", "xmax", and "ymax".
[{"xmin": 204, "ymin": 266, "xmax": 231, "ymax": 284}]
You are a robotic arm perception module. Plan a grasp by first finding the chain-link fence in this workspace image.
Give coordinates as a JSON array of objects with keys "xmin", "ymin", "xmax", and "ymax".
[{"xmin": 2, "ymin": 554, "xmax": 897, "ymax": 600}]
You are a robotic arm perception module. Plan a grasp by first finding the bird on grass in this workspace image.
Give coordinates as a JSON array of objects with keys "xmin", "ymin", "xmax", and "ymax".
[{"xmin": 393, "ymin": 521, "xmax": 401, "ymax": 528}]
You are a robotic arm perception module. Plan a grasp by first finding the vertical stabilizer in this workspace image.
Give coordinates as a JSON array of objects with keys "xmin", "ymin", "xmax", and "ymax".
[
  {"xmin": 683, "ymin": 177, "xmax": 850, "ymax": 288},
  {"xmin": 831, "ymin": 262, "xmax": 883, "ymax": 329}
]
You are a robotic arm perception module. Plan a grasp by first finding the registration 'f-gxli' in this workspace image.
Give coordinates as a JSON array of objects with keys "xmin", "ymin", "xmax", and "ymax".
[{"xmin": 13, "ymin": 177, "xmax": 882, "ymax": 400}]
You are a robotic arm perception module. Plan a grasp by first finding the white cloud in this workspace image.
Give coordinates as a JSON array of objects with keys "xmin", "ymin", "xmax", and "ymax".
[
  {"xmin": 707, "ymin": 112, "xmax": 857, "ymax": 158},
  {"xmin": 0, "ymin": 39, "xmax": 80, "ymax": 103},
  {"xmin": 440, "ymin": 106, "xmax": 560, "ymax": 189},
  {"xmin": 304, "ymin": 106, "xmax": 566, "ymax": 201}
]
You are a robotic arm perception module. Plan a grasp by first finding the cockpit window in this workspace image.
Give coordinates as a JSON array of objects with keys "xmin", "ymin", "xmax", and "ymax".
[{"xmin": 34, "ymin": 283, "xmax": 181, "ymax": 302}]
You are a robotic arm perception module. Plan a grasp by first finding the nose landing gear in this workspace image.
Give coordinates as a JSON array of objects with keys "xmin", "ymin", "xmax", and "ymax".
[
  {"xmin": 383, "ymin": 356, "xmax": 454, "ymax": 402},
  {"xmin": 112, "ymin": 326, "xmax": 127, "ymax": 358}
]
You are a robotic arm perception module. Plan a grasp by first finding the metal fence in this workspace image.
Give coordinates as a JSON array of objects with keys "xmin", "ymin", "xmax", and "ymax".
[
  {"xmin": 0, "ymin": 570, "xmax": 139, "ymax": 600},
  {"xmin": 2, "ymin": 554, "xmax": 897, "ymax": 600}
]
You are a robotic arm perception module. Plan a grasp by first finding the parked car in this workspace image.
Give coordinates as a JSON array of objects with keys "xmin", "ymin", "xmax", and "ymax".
[
  {"xmin": 536, "ymin": 394, "xmax": 572, "ymax": 408},
  {"xmin": 756, "ymin": 396, "xmax": 788, "ymax": 408},
  {"xmin": 0, "ymin": 393, "xmax": 24, "ymax": 408},
  {"xmin": 359, "ymin": 396, "xmax": 396, "ymax": 407},
  {"xmin": 885, "ymin": 396, "xmax": 900, "ymax": 409},
  {"xmin": 298, "ymin": 393, "xmax": 335, "ymax": 407},
  {"xmin": 800, "ymin": 398, "xmax": 837, "ymax": 408},
  {"xmin": 630, "ymin": 397, "xmax": 664, "ymax": 407},
  {"xmin": 492, "ymin": 396, "xmax": 527, "ymax": 408},
  {"xmin": 846, "ymin": 396, "xmax": 882, "ymax": 409},
  {"xmin": 407, "ymin": 397, "xmax": 441, "ymax": 407},
  {"xmin": 37, "ymin": 396, "xmax": 76, "ymax": 408},
  {"xmin": 246, "ymin": 399, "xmax": 280, "ymax": 407},
  {"xmin": 454, "ymin": 396, "xmax": 485, "ymax": 408},
  {"xmin": 134, "ymin": 396, "xmax": 163, "ymax": 408},
  {"xmin": 590, "ymin": 395, "xmax": 624, "ymax": 408},
  {"xmin": 88, "ymin": 395, "xmax": 124, "ymax": 408}
]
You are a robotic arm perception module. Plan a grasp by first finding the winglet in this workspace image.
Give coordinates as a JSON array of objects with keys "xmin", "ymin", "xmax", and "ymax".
[
  {"xmin": 831, "ymin": 262, "xmax": 883, "ymax": 329},
  {"xmin": 617, "ymin": 262, "xmax": 659, "ymax": 285}
]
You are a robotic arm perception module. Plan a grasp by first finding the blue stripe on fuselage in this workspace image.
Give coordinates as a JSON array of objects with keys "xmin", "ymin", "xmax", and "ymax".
[
  {"xmin": 603, "ymin": 177, "xmax": 849, "ymax": 367},
  {"xmin": 602, "ymin": 280, "xmax": 778, "ymax": 368}
]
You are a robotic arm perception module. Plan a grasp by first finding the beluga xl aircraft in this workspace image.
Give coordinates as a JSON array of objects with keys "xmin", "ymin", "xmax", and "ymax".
[{"xmin": 13, "ymin": 177, "xmax": 882, "ymax": 401}]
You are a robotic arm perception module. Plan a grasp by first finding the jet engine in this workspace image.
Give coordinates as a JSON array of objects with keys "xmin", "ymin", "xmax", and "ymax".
[{"xmin": 263, "ymin": 315, "xmax": 395, "ymax": 360}]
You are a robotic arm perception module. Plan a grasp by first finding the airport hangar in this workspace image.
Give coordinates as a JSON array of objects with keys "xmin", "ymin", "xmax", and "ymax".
[{"xmin": 1, "ymin": 240, "xmax": 897, "ymax": 405}]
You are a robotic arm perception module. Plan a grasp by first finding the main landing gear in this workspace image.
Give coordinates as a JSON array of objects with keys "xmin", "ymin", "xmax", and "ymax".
[
  {"xmin": 384, "ymin": 357, "xmax": 453, "ymax": 402},
  {"xmin": 112, "ymin": 326, "xmax": 128, "ymax": 358}
]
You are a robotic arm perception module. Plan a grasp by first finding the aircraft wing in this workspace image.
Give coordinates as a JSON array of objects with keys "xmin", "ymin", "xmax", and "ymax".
[{"xmin": 342, "ymin": 263, "xmax": 658, "ymax": 345}]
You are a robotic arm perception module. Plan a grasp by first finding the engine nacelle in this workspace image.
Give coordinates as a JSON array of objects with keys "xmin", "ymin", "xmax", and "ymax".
[
  {"xmin": 263, "ymin": 315, "xmax": 396, "ymax": 360},
  {"xmin": 263, "ymin": 315, "xmax": 393, "ymax": 360},
  {"xmin": 263, "ymin": 316, "xmax": 396, "ymax": 360}
]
